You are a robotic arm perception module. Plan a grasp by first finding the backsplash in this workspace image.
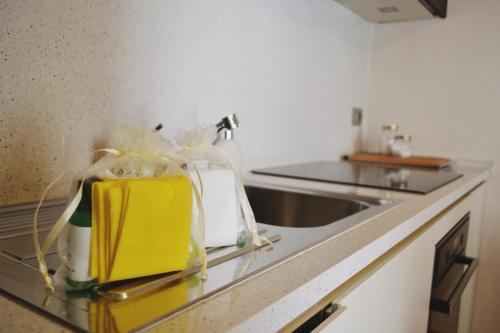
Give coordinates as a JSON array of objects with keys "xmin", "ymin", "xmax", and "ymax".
[{"xmin": 1, "ymin": 0, "xmax": 372, "ymax": 205}]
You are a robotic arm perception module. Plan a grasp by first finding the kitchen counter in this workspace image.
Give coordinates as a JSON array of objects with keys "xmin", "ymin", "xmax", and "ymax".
[{"xmin": 1, "ymin": 160, "xmax": 492, "ymax": 332}]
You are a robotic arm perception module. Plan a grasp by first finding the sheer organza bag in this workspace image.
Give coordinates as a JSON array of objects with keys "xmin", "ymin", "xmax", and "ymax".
[{"xmin": 34, "ymin": 127, "xmax": 206, "ymax": 291}]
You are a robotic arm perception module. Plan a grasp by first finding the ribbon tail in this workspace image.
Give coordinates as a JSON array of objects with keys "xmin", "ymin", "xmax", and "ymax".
[
  {"xmin": 191, "ymin": 181, "xmax": 208, "ymax": 279},
  {"xmin": 235, "ymin": 180, "xmax": 261, "ymax": 246},
  {"xmin": 34, "ymin": 176, "xmax": 83, "ymax": 291},
  {"xmin": 34, "ymin": 148, "xmax": 120, "ymax": 291},
  {"xmin": 193, "ymin": 165, "xmax": 204, "ymax": 198}
]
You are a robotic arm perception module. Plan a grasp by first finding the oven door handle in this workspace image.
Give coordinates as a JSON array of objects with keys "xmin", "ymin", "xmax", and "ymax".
[{"xmin": 430, "ymin": 255, "xmax": 478, "ymax": 314}]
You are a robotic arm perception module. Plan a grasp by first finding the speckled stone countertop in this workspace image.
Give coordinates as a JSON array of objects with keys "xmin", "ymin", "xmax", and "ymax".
[
  {"xmin": 1, "ymin": 160, "xmax": 492, "ymax": 332},
  {"xmin": 0, "ymin": 296, "xmax": 70, "ymax": 333}
]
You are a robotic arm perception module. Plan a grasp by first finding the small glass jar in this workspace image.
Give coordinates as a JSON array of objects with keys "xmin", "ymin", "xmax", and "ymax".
[
  {"xmin": 380, "ymin": 124, "xmax": 399, "ymax": 154},
  {"xmin": 390, "ymin": 134, "xmax": 412, "ymax": 158}
]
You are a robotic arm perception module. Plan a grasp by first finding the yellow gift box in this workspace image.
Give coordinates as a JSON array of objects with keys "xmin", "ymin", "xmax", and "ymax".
[{"xmin": 89, "ymin": 176, "xmax": 192, "ymax": 284}]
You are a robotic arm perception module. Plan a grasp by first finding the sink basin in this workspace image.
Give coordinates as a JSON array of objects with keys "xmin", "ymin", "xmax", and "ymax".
[{"xmin": 246, "ymin": 185, "xmax": 382, "ymax": 228}]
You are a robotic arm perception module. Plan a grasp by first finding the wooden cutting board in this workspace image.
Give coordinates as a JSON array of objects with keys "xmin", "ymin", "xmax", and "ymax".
[{"xmin": 347, "ymin": 152, "xmax": 450, "ymax": 169}]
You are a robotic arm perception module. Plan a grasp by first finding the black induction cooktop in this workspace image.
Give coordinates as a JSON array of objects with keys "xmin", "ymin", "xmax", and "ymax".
[{"xmin": 252, "ymin": 161, "xmax": 463, "ymax": 194}]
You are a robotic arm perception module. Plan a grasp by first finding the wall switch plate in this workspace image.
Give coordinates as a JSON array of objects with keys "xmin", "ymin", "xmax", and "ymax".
[{"xmin": 352, "ymin": 108, "xmax": 363, "ymax": 126}]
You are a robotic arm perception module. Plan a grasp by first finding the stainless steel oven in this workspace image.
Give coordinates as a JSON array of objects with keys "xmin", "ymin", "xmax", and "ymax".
[{"xmin": 428, "ymin": 213, "xmax": 478, "ymax": 333}]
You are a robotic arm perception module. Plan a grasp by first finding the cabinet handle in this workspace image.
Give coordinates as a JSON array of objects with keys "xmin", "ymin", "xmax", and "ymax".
[
  {"xmin": 430, "ymin": 255, "xmax": 478, "ymax": 314},
  {"xmin": 310, "ymin": 304, "xmax": 348, "ymax": 333},
  {"xmin": 292, "ymin": 302, "xmax": 347, "ymax": 333}
]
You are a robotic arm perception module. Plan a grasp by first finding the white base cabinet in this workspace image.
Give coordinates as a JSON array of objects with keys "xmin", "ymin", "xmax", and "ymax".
[
  {"xmin": 315, "ymin": 220, "xmax": 435, "ymax": 333},
  {"xmin": 313, "ymin": 184, "xmax": 486, "ymax": 333}
]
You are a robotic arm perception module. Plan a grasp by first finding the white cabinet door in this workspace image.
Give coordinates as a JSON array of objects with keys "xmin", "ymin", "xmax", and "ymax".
[
  {"xmin": 315, "ymin": 227, "xmax": 435, "ymax": 333},
  {"xmin": 314, "ymin": 184, "xmax": 486, "ymax": 333}
]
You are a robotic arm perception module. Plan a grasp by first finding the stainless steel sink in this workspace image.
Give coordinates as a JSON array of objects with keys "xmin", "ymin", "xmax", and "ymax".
[
  {"xmin": 0, "ymin": 183, "xmax": 401, "ymax": 332},
  {"xmin": 246, "ymin": 185, "xmax": 377, "ymax": 228}
]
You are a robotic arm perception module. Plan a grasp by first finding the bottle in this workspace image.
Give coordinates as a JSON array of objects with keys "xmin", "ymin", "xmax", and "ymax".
[
  {"xmin": 380, "ymin": 124, "xmax": 399, "ymax": 155},
  {"xmin": 213, "ymin": 114, "xmax": 247, "ymax": 246},
  {"xmin": 391, "ymin": 134, "xmax": 413, "ymax": 158},
  {"xmin": 66, "ymin": 179, "xmax": 98, "ymax": 290},
  {"xmin": 214, "ymin": 114, "xmax": 244, "ymax": 175},
  {"xmin": 214, "ymin": 128, "xmax": 244, "ymax": 174}
]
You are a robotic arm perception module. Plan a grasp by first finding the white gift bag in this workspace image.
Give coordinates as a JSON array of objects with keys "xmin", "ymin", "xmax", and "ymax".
[{"xmin": 190, "ymin": 168, "xmax": 239, "ymax": 247}]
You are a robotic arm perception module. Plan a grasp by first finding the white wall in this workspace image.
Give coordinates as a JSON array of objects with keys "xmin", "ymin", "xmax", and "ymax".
[
  {"xmin": 0, "ymin": 0, "xmax": 373, "ymax": 205},
  {"xmin": 365, "ymin": 0, "xmax": 500, "ymax": 331}
]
